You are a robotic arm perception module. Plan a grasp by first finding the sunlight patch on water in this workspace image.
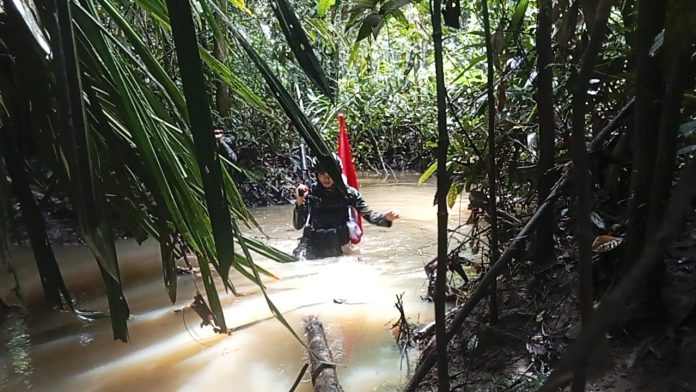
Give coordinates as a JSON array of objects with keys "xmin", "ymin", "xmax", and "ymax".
[
  {"xmin": 0, "ymin": 312, "xmax": 34, "ymax": 390},
  {"xmin": 64, "ymin": 329, "xmax": 224, "ymax": 389}
]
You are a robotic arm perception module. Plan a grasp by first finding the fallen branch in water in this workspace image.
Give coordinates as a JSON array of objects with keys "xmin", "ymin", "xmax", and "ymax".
[{"xmin": 303, "ymin": 316, "xmax": 344, "ymax": 392}]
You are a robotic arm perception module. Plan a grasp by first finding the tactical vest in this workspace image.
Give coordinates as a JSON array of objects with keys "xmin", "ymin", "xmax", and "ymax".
[
  {"xmin": 302, "ymin": 185, "xmax": 350, "ymax": 255},
  {"xmin": 307, "ymin": 185, "xmax": 349, "ymax": 229}
]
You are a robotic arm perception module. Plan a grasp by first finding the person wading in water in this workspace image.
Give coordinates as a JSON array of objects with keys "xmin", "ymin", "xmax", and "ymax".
[{"xmin": 292, "ymin": 154, "xmax": 400, "ymax": 259}]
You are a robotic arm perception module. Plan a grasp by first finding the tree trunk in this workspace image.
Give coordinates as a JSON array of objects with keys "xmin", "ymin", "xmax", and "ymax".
[
  {"xmin": 623, "ymin": 0, "xmax": 665, "ymax": 268},
  {"xmin": 646, "ymin": 7, "xmax": 696, "ymax": 234},
  {"xmin": 214, "ymin": 0, "xmax": 230, "ymax": 119},
  {"xmin": 644, "ymin": 2, "xmax": 696, "ymax": 311},
  {"xmin": 620, "ymin": 0, "xmax": 637, "ymax": 55},
  {"xmin": 568, "ymin": 0, "xmax": 613, "ymax": 389},
  {"xmin": 535, "ymin": 0, "xmax": 556, "ymax": 263},
  {"xmin": 303, "ymin": 316, "xmax": 343, "ymax": 392},
  {"xmin": 481, "ymin": 0, "xmax": 500, "ymax": 325},
  {"xmin": 430, "ymin": 0, "xmax": 450, "ymax": 389},
  {"xmin": 581, "ymin": 0, "xmax": 600, "ymax": 32}
]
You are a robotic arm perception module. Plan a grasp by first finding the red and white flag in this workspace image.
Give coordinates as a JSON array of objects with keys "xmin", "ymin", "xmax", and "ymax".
[{"xmin": 337, "ymin": 113, "xmax": 363, "ymax": 244}]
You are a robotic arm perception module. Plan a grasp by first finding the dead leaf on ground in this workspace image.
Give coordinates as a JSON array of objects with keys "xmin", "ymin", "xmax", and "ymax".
[{"xmin": 592, "ymin": 235, "xmax": 623, "ymax": 253}]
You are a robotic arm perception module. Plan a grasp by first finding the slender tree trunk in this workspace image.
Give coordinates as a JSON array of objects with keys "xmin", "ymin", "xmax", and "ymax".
[
  {"xmin": 558, "ymin": 0, "xmax": 580, "ymax": 54},
  {"xmin": 568, "ymin": 1, "xmax": 613, "ymax": 390},
  {"xmin": 214, "ymin": 0, "xmax": 230, "ymax": 120},
  {"xmin": 535, "ymin": 0, "xmax": 556, "ymax": 263},
  {"xmin": 644, "ymin": 3, "xmax": 696, "ymax": 308},
  {"xmin": 623, "ymin": 0, "xmax": 665, "ymax": 268},
  {"xmin": 620, "ymin": 0, "xmax": 637, "ymax": 54},
  {"xmin": 646, "ymin": 9, "xmax": 696, "ymax": 233},
  {"xmin": 431, "ymin": 0, "xmax": 449, "ymax": 389},
  {"xmin": 481, "ymin": 0, "xmax": 499, "ymax": 324}
]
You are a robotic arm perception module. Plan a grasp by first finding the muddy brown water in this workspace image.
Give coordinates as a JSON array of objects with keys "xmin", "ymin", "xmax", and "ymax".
[{"xmin": 1, "ymin": 174, "xmax": 470, "ymax": 392}]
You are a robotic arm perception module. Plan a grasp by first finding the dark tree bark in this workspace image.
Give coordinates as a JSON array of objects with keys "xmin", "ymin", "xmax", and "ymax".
[
  {"xmin": 430, "ymin": 0, "xmax": 450, "ymax": 389},
  {"xmin": 481, "ymin": 0, "xmax": 500, "ymax": 325},
  {"xmin": 535, "ymin": 0, "xmax": 556, "ymax": 263},
  {"xmin": 213, "ymin": 0, "xmax": 230, "ymax": 119},
  {"xmin": 646, "ymin": 8, "xmax": 696, "ymax": 233},
  {"xmin": 644, "ymin": 3, "xmax": 696, "ymax": 309},
  {"xmin": 580, "ymin": 0, "xmax": 600, "ymax": 32},
  {"xmin": 568, "ymin": 1, "xmax": 613, "ymax": 389},
  {"xmin": 623, "ymin": 0, "xmax": 665, "ymax": 268},
  {"xmin": 558, "ymin": 0, "xmax": 580, "ymax": 54},
  {"xmin": 620, "ymin": 0, "xmax": 637, "ymax": 54}
]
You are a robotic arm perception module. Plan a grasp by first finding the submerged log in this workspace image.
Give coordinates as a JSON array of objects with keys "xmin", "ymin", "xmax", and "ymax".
[{"xmin": 303, "ymin": 316, "xmax": 343, "ymax": 392}]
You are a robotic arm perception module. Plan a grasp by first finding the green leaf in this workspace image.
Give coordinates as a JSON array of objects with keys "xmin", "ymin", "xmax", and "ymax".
[
  {"xmin": 198, "ymin": 49, "xmax": 272, "ymax": 116},
  {"xmin": 158, "ymin": 215, "xmax": 177, "ymax": 303},
  {"xmin": 506, "ymin": 0, "xmax": 529, "ymax": 47},
  {"xmin": 380, "ymin": 0, "xmax": 412, "ymax": 15},
  {"xmin": 7, "ymin": 0, "xmax": 51, "ymax": 58},
  {"xmin": 227, "ymin": 26, "xmax": 347, "ymax": 196},
  {"xmin": 166, "ymin": 0, "xmax": 238, "ymax": 333},
  {"xmin": 270, "ymin": 0, "xmax": 334, "ymax": 99},
  {"xmin": 418, "ymin": 160, "xmax": 438, "ymax": 185},
  {"xmin": 447, "ymin": 183, "xmax": 464, "ymax": 209},
  {"xmin": 133, "ymin": 0, "xmax": 271, "ymax": 115},
  {"xmin": 317, "ymin": 0, "xmax": 336, "ymax": 17},
  {"xmin": 357, "ymin": 14, "xmax": 382, "ymax": 41},
  {"xmin": 677, "ymin": 145, "xmax": 696, "ymax": 155},
  {"xmin": 54, "ymin": 0, "xmax": 130, "ymax": 341},
  {"xmin": 679, "ymin": 120, "xmax": 696, "ymax": 137},
  {"xmin": 229, "ymin": 0, "xmax": 252, "ymax": 14},
  {"xmin": 96, "ymin": 0, "xmax": 188, "ymax": 122}
]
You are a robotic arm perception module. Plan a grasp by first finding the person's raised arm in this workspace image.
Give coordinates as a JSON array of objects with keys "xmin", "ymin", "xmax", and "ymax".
[
  {"xmin": 349, "ymin": 187, "xmax": 399, "ymax": 227},
  {"xmin": 293, "ymin": 184, "xmax": 310, "ymax": 229}
]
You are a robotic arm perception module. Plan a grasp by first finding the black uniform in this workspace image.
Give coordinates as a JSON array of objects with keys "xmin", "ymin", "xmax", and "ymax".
[
  {"xmin": 217, "ymin": 134, "xmax": 237, "ymax": 163},
  {"xmin": 293, "ymin": 183, "xmax": 392, "ymax": 259}
]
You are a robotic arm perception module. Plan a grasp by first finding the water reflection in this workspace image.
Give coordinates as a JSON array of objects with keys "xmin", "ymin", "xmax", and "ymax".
[{"xmin": 0, "ymin": 311, "xmax": 34, "ymax": 390}]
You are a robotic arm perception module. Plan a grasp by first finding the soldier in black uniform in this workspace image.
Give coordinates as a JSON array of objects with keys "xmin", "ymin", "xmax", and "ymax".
[
  {"xmin": 292, "ymin": 155, "xmax": 399, "ymax": 259},
  {"xmin": 214, "ymin": 127, "xmax": 237, "ymax": 163}
]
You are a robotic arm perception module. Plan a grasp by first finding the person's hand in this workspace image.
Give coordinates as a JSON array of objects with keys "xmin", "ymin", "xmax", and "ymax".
[
  {"xmin": 214, "ymin": 128, "xmax": 224, "ymax": 143},
  {"xmin": 385, "ymin": 209, "xmax": 400, "ymax": 222},
  {"xmin": 296, "ymin": 184, "xmax": 309, "ymax": 205}
]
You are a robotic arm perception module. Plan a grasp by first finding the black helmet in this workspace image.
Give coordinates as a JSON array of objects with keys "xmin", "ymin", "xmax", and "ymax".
[{"xmin": 310, "ymin": 153, "xmax": 342, "ymax": 173}]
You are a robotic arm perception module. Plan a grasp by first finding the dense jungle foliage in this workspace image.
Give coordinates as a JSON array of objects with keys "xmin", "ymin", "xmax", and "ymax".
[{"xmin": 1, "ymin": 0, "xmax": 695, "ymax": 390}]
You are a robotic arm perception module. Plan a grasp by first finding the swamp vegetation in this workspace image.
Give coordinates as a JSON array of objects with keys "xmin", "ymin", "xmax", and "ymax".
[{"xmin": 1, "ymin": 0, "xmax": 696, "ymax": 390}]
